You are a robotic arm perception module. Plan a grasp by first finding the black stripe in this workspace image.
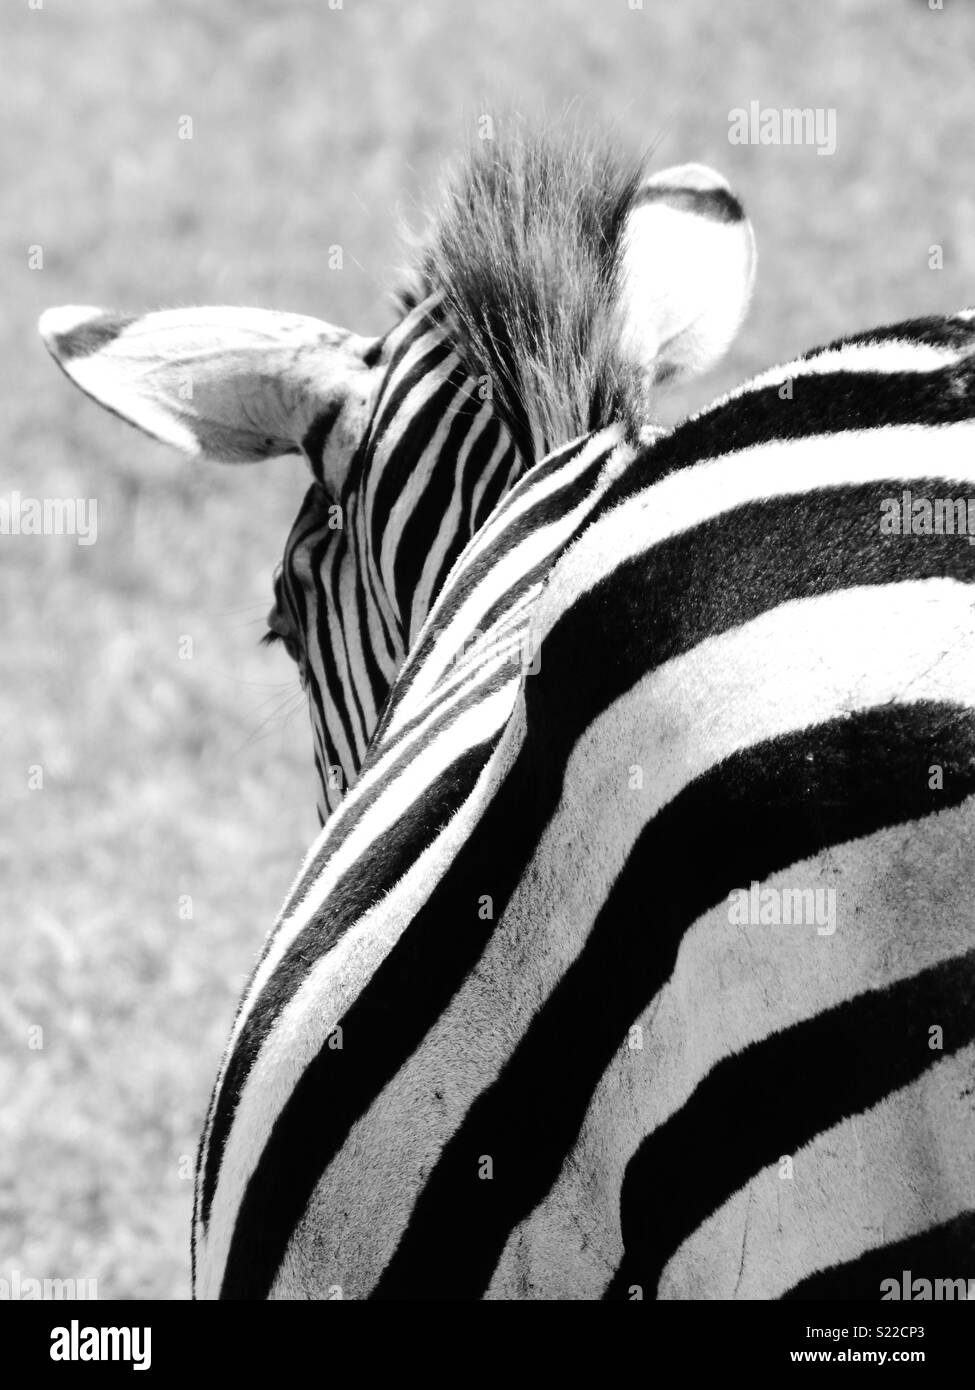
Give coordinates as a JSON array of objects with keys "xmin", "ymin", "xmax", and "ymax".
[
  {"xmin": 780, "ymin": 1211, "xmax": 975, "ymax": 1300},
  {"xmin": 821, "ymin": 314, "xmax": 975, "ymax": 355},
  {"xmin": 217, "ymin": 736, "xmax": 504, "ymax": 1298},
  {"xmin": 433, "ymin": 416, "xmax": 505, "ymax": 596},
  {"xmin": 312, "ymin": 524, "xmax": 373, "ymax": 762},
  {"xmin": 634, "ymin": 183, "xmax": 744, "ymax": 224},
  {"xmin": 349, "ymin": 499, "xmax": 393, "ymax": 720},
  {"xmin": 370, "ymin": 360, "xmax": 474, "ymax": 570},
  {"xmin": 473, "ymin": 439, "xmax": 521, "ymax": 525},
  {"xmin": 367, "ymin": 337, "xmax": 455, "ymax": 456},
  {"xmin": 414, "ymin": 414, "xmax": 503, "ymax": 618},
  {"xmin": 353, "ymin": 492, "xmax": 402, "ymax": 679},
  {"xmin": 469, "ymin": 431, "xmax": 515, "ymax": 534},
  {"xmin": 374, "ymin": 709, "xmax": 975, "ymax": 1300},
  {"xmin": 393, "ymin": 382, "xmax": 483, "ymax": 617},
  {"xmin": 279, "ymin": 496, "xmax": 359, "ymax": 773},
  {"xmin": 279, "ymin": 496, "xmax": 359, "ymax": 768},
  {"xmin": 298, "ymin": 528, "xmax": 363, "ymax": 775},
  {"xmin": 606, "ymin": 349, "xmax": 975, "ymax": 506},
  {"xmin": 606, "ymin": 947, "xmax": 975, "ymax": 1299},
  {"xmin": 300, "ymin": 403, "xmax": 343, "ymax": 486}
]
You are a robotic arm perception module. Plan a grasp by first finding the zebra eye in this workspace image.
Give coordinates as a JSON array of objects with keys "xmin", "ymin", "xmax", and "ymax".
[
  {"xmin": 263, "ymin": 596, "xmax": 303, "ymax": 669},
  {"xmin": 262, "ymin": 625, "xmax": 306, "ymax": 687},
  {"xmin": 264, "ymin": 625, "xmax": 302, "ymax": 662}
]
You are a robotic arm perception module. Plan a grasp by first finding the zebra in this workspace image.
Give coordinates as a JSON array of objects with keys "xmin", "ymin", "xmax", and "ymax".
[
  {"xmin": 42, "ymin": 129, "xmax": 975, "ymax": 1299},
  {"xmin": 190, "ymin": 301, "xmax": 975, "ymax": 1301},
  {"xmin": 38, "ymin": 131, "xmax": 755, "ymax": 825},
  {"xmin": 193, "ymin": 304, "xmax": 975, "ymax": 1303}
]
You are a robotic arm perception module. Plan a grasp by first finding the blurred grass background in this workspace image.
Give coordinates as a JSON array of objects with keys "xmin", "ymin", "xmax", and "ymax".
[{"xmin": 2, "ymin": 0, "xmax": 974, "ymax": 1300}]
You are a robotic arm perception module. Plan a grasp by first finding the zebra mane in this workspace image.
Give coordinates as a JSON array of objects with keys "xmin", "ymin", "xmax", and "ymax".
[{"xmin": 397, "ymin": 119, "xmax": 648, "ymax": 457}]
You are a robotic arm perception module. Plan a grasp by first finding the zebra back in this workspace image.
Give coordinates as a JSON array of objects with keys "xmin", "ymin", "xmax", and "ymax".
[{"xmin": 195, "ymin": 309, "xmax": 975, "ymax": 1299}]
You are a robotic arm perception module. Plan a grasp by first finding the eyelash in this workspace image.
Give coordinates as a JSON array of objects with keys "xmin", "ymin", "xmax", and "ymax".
[{"xmin": 261, "ymin": 627, "xmax": 302, "ymax": 667}]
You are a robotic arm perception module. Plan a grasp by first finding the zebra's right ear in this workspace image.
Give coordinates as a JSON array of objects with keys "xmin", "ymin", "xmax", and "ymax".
[
  {"xmin": 38, "ymin": 305, "xmax": 379, "ymax": 488},
  {"xmin": 619, "ymin": 164, "xmax": 756, "ymax": 383}
]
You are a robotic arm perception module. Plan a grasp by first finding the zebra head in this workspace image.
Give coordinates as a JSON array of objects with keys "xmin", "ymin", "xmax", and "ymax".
[{"xmin": 39, "ymin": 128, "xmax": 756, "ymax": 821}]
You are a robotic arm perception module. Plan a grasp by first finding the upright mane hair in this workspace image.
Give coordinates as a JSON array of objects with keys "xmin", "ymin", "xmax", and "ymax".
[{"xmin": 398, "ymin": 118, "xmax": 649, "ymax": 458}]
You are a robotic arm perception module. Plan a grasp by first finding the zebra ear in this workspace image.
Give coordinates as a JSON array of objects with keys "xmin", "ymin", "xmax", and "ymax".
[
  {"xmin": 38, "ymin": 304, "xmax": 378, "ymax": 478},
  {"xmin": 619, "ymin": 164, "xmax": 756, "ymax": 383}
]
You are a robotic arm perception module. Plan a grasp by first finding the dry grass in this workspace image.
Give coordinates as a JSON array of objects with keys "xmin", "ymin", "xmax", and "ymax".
[{"xmin": 3, "ymin": 0, "xmax": 975, "ymax": 1299}]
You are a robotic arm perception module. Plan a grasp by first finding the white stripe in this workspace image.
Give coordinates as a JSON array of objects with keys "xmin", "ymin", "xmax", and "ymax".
[
  {"xmin": 377, "ymin": 314, "xmax": 449, "ymax": 402},
  {"xmin": 353, "ymin": 493, "xmax": 403, "ymax": 692},
  {"xmin": 469, "ymin": 427, "xmax": 515, "ymax": 526},
  {"xmin": 376, "ymin": 355, "xmax": 465, "ymax": 603},
  {"xmin": 710, "ymin": 333, "xmax": 974, "ymax": 407}
]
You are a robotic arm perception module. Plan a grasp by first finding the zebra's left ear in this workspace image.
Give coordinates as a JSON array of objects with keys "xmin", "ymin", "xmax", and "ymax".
[
  {"xmin": 38, "ymin": 305, "xmax": 379, "ymax": 486},
  {"xmin": 619, "ymin": 164, "xmax": 756, "ymax": 383}
]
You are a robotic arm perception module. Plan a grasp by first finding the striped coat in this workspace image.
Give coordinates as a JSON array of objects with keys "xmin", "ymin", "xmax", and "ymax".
[{"xmin": 196, "ymin": 311, "xmax": 975, "ymax": 1298}]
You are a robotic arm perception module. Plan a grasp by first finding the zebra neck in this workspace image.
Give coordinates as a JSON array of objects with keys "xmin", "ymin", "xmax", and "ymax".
[{"xmin": 361, "ymin": 390, "xmax": 525, "ymax": 652}]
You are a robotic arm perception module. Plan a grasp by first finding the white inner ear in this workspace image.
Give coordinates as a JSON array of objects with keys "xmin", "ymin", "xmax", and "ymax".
[
  {"xmin": 619, "ymin": 165, "xmax": 756, "ymax": 384},
  {"xmin": 39, "ymin": 305, "xmax": 378, "ymax": 466}
]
